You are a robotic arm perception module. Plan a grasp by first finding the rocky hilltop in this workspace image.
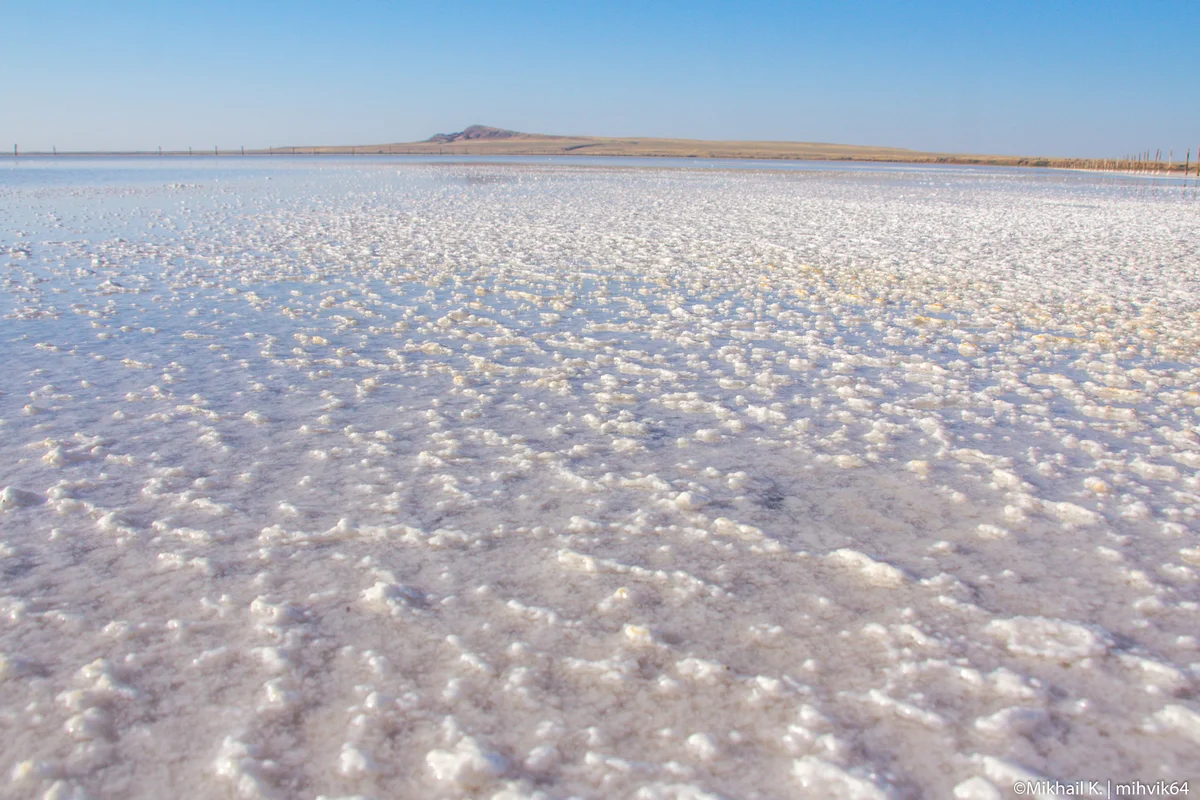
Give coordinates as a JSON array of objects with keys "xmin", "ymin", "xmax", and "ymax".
[{"xmin": 423, "ymin": 125, "xmax": 525, "ymax": 144}]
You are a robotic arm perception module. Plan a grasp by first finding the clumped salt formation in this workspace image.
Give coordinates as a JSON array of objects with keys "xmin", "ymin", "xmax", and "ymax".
[{"xmin": 1, "ymin": 157, "xmax": 1198, "ymax": 798}]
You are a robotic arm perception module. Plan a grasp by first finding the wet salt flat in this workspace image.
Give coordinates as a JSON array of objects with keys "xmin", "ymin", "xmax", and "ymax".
[{"xmin": 2, "ymin": 156, "xmax": 1199, "ymax": 799}]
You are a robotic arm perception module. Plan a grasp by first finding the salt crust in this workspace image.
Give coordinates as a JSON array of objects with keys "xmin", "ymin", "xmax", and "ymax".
[{"xmin": 1, "ymin": 159, "xmax": 1198, "ymax": 798}]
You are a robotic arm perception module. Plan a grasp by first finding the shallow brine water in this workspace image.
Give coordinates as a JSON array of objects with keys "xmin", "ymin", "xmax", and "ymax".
[{"xmin": 2, "ymin": 157, "xmax": 1199, "ymax": 799}]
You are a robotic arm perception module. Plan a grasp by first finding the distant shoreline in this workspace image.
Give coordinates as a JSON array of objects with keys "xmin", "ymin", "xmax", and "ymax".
[{"xmin": 3, "ymin": 138, "xmax": 1195, "ymax": 176}]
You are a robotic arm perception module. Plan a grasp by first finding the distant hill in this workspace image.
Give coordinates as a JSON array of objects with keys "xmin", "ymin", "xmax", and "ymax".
[
  {"xmin": 388, "ymin": 125, "xmax": 939, "ymax": 162},
  {"xmin": 357, "ymin": 126, "xmax": 1113, "ymax": 169}
]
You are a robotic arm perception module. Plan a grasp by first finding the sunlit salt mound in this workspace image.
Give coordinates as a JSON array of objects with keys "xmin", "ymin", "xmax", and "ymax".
[
  {"xmin": 1, "ymin": 486, "xmax": 44, "ymax": 511},
  {"xmin": 0, "ymin": 157, "xmax": 1198, "ymax": 799}
]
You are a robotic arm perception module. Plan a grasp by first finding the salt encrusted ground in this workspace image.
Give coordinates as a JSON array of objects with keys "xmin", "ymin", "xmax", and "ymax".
[{"xmin": 1, "ymin": 159, "xmax": 1199, "ymax": 799}]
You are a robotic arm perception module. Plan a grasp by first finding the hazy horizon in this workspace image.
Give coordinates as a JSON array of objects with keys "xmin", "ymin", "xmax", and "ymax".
[{"xmin": 2, "ymin": 0, "xmax": 1198, "ymax": 159}]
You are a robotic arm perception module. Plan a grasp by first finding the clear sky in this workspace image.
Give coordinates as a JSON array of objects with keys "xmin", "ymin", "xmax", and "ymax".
[{"xmin": 3, "ymin": 0, "xmax": 1198, "ymax": 158}]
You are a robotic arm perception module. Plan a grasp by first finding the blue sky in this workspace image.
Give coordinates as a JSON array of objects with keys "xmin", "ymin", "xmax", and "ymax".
[{"xmin": 3, "ymin": 0, "xmax": 1198, "ymax": 157}]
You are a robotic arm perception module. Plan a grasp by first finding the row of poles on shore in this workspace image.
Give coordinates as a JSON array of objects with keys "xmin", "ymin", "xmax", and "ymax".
[
  {"xmin": 8, "ymin": 145, "xmax": 511, "ymax": 157},
  {"xmin": 9, "ymin": 145, "xmax": 382, "ymax": 157},
  {"xmin": 1087, "ymin": 147, "xmax": 1200, "ymax": 176}
]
